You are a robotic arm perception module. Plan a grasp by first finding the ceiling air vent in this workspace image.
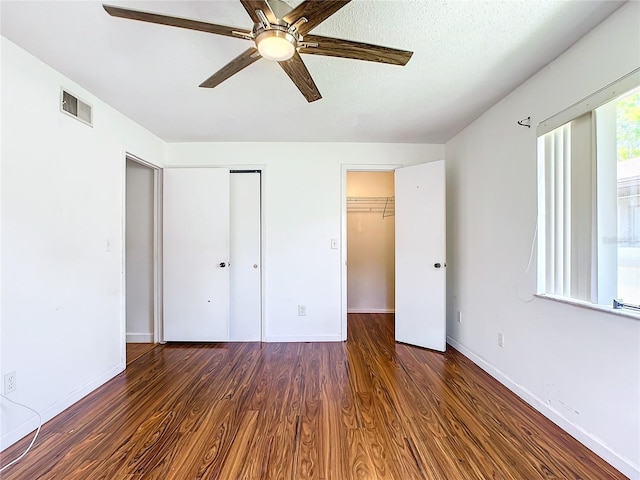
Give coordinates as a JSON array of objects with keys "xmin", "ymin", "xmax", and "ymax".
[{"xmin": 61, "ymin": 89, "xmax": 93, "ymax": 127}]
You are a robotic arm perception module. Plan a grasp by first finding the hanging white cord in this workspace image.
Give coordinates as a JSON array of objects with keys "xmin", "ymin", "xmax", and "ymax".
[
  {"xmin": 516, "ymin": 218, "xmax": 539, "ymax": 303},
  {"xmin": 524, "ymin": 220, "xmax": 539, "ymax": 275},
  {"xmin": 0, "ymin": 395, "xmax": 42, "ymax": 473}
]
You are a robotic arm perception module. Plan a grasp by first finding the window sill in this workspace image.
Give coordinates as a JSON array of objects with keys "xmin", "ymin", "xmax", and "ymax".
[{"xmin": 535, "ymin": 294, "xmax": 640, "ymax": 320}]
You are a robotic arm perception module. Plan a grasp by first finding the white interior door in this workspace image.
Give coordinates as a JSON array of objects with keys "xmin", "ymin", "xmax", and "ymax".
[
  {"xmin": 229, "ymin": 171, "xmax": 261, "ymax": 341},
  {"xmin": 163, "ymin": 168, "xmax": 230, "ymax": 341},
  {"xmin": 395, "ymin": 160, "xmax": 446, "ymax": 351}
]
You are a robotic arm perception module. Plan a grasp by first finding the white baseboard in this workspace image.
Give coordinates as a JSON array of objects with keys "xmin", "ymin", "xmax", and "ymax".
[
  {"xmin": 264, "ymin": 334, "xmax": 343, "ymax": 343},
  {"xmin": 126, "ymin": 333, "xmax": 154, "ymax": 343},
  {"xmin": 1, "ymin": 362, "xmax": 125, "ymax": 451},
  {"xmin": 347, "ymin": 308, "xmax": 395, "ymax": 314},
  {"xmin": 446, "ymin": 336, "xmax": 639, "ymax": 479}
]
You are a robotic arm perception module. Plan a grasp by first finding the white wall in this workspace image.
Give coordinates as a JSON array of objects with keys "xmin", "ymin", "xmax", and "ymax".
[
  {"xmin": 445, "ymin": 3, "xmax": 640, "ymax": 477},
  {"xmin": 125, "ymin": 159, "xmax": 155, "ymax": 342},
  {"xmin": 166, "ymin": 143, "xmax": 444, "ymax": 341},
  {"xmin": 347, "ymin": 171, "xmax": 395, "ymax": 312},
  {"xmin": 0, "ymin": 37, "xmax": 165, "ymax": 448}
]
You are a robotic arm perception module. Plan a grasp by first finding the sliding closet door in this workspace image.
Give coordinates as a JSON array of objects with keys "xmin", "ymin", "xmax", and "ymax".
[
  {"xmin": 163, "ymin": 168, "xmax": 230, "ymax": 341},
  {"xmin": 229, "ymin": 171, "xmax": 261, "ymax": 341}
]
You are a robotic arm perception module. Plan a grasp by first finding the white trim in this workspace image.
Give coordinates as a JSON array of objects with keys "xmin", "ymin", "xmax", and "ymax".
[
  {"xmin": 340, "ymin": 164, "xmax": 402, "ymax": 341},
  {"xmin": 537, "ymin": 68, "xmax": 639, "ymax": 135},
  {"xmin": 536, "ymin": 293, "xmax": 640, "ymax": 320},
  {"xmin": 264, "ymin": 334, "xmax": 343, "ymax": 343},
  {"xmin": 126, "ymin": 333, "xmax": 154, "ymax": 343},
  {"xmin": 121, "ymin": 154, "xmax": 127, "ymax": 365},
  {"xmin": 446, "ymin": 336, "xmax": 639, "ymax": 479},
  {"xmin": 154, "ymin": 168, "xmax": 163, "ymax": 343},
  {"xmin": 0, "ymin": 363, "xmax": 124, "ymax": 450},
  {"xmin": 125, "ymin": 152, "xmax": 162, "ymax": 170},
  {"xmin": 347, "ymin": 308, "xmax": 395, "ymax": 313},
  {"xmin": 260, "ymin": 167, "xmax": 266, "ymax": 343}
]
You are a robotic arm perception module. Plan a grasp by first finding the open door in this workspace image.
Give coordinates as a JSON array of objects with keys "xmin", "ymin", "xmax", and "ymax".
[
  {"xmin": 395, "ymin": 160, "xmax": 446, "ymax": 351},
  {"xmin": 163, "ymin": 168, "xmax": 230, "ymax": 341}
]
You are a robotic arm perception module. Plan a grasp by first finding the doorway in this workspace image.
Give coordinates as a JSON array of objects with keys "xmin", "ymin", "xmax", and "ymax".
[
  {"xmin": 125, "ymin": 156, "xmax": 161, "ymax": 364},
  {"xmin": 341, "ymin": 165, "xmax": 399, "ymax": 340},
  {"xmin": 162, "ymin": 168, "xmax": 262, "ymax": 342},
  {"xmin": 346, "ymin": 171, "xmax": 396, "ymax": 314},
  {"xmin": 341, "ymin": 162, "xmax": 447, "ymax": 350}
]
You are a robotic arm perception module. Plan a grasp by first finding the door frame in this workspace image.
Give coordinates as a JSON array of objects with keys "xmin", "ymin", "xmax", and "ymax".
[
  {"xmin": 123, "ymin": 152, "xmax": 163, "ymax": 366},
  {"xmin": 340, "ymin": 164, "xmax": 402, "ymax": 341},
  {"xmin": 183, "ymin": 164, "xmax": 266, "ymax": 341}
]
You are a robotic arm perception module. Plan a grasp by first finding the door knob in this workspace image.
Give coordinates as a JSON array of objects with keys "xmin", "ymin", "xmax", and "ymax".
[
  {"xmin": 219, "ymin": 262, "xmax": 226, "ymax": 268},
  {"xmin": 434, "ymin": 263, "xmax": 441, "ymax": 268},
  {"xmin": 253, "ymin": 264, "xmax": 258, "ymax": 268}
]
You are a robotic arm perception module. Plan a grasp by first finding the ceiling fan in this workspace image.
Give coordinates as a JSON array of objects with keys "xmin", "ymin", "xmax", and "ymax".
[{"xmin": 103, "ymin": 0, "xmax": 413, "ymax": 102}]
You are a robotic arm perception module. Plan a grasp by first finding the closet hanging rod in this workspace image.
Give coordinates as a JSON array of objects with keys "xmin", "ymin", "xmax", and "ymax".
[
  {"xmin": 347, "ymin": 196, "xmax": 395, "ymax": 217},
  {"xmin": 347, "ymin": 196, "xmax": 394, "ymax": 203}
]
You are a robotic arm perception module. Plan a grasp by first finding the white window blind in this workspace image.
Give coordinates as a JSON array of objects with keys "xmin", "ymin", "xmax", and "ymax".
[
  {"xmin": 537, "ymin": 68, "xmax": 640, "ymax": 311},
  {"xmin": 539, "ymin": 113, "xmax": 593, "ymax": 301}
]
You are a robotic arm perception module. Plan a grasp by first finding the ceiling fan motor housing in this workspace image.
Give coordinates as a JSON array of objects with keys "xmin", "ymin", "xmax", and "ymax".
[{"xmin": 252, "ymin": 8, "xmax": 305, "ymax": 62}]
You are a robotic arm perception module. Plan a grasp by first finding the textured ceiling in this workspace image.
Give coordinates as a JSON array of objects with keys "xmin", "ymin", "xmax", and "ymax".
[{"xmin": 0, "ymin": 0, "xmax": 625, "ymax": 143}]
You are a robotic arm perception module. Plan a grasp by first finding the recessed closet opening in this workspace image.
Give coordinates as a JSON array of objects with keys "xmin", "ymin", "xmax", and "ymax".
[
  {"xmin": 125, "ymin": 156, "xmax": 162, "ymax": 365},
  {"xmin": 346, "ymin": 171, "xmax": 395, "ymax": 324}
]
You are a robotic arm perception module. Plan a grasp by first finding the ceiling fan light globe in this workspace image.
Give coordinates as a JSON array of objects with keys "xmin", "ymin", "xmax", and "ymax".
[{"xmin": 256, "ymin": 30, "xmax": 296, "ymax": 61}]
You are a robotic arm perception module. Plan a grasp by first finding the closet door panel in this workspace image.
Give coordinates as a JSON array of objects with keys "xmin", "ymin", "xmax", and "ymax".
[
  {"xmin": 229, "ymin": 172, "xmax": 261, "ymax": 341},
  {"xmin": 163, "ymin": 168, "xmax": 230, "ymax": 341}
]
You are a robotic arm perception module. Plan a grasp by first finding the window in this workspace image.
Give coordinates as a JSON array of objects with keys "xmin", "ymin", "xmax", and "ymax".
[{"xmin": 537, "ymin": 69, "xmax": 640, "ymax": 312}]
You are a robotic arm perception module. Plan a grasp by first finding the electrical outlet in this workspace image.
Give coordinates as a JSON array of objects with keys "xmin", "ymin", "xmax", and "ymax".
[
  {"xmin": 457, "ymin": 311, "xmax": 462, "ymax": 323},
  {"xmin": 298, "ymin": 305, "xmax": 307, "ymax": 316},
  {"xmin": 498, "ymin": 333, "xmax": 504, "ymax": 348},
  {"xmin": 4, "ymin": 372, "xmax": 16, "ymax": 394}
]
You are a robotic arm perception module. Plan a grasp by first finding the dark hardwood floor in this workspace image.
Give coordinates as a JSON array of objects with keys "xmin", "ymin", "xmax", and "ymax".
[
  {"xmin": 126, "ymin": 343, "xmax": 156, "ymax": 366},
  {"xmin": 1, "ymin": 314, "xmax": 625, "ymax": 479}
]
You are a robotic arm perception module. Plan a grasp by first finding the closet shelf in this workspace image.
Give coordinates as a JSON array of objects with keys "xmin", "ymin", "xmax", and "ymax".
[{"xmin": 347, "ymin": 196, "xmax": 395, "ymax": 217}]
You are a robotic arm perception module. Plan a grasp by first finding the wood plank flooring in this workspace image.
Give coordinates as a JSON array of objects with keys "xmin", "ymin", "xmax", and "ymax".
[
  {"xmin": 126, "ymin": 343, "xmax": 156, "ymax": 366},
  {"xmin": 1, "ymin": 314, "xmax": 625, "ymax": 479}
]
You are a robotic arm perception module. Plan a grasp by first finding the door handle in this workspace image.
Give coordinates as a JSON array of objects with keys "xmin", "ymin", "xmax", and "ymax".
[
  {"xmin": 219, "ymin": 262, "xmax": 226, "ymax": 268},
  {"xmin": 434, "ymin": 263, "xmax": 441, "ymax": 268}
]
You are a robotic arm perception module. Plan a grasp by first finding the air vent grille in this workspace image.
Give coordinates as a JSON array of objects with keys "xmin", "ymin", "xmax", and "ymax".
[{"xmin": 61, "ymin": 89, "xmax": 93, "ymax": 126}]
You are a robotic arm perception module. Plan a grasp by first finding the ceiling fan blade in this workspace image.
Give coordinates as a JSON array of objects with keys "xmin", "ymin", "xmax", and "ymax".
[
  {"xmin": 199, "ymin": 48, "xmax": 261, "ymax": 89},
  {"xmin": 103, "ymin": 4, "xmax": 251, "ymax": 39},
  {"xmin": 301, "ymin": 35, "xmax": 413, "ymax": 66},
  {"xmin": 278, "ymin": 52, "xmax": 321, "ymax": 102},
  {"xmin": 239, "ymin": 0, "xmax": 277, "ymax": 24},
  {"xmin": 283, "ymin": 1, "xmax": 351, "ymax": 36}
]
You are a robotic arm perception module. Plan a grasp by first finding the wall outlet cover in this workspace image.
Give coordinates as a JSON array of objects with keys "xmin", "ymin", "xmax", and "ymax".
[{"xmin": 4, "ymin": 372, "xmax": 16, "ymax": 394}]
